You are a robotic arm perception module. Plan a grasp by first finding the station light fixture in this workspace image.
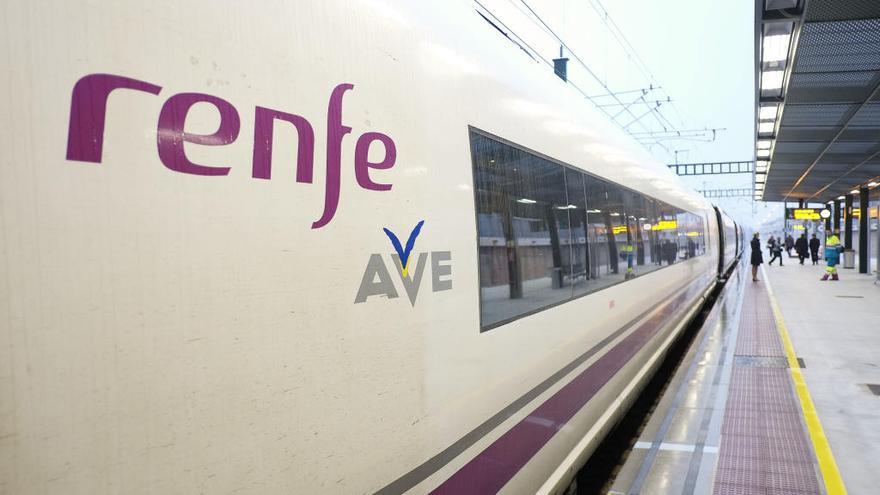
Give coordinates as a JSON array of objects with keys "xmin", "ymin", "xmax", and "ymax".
[
  {"xmin": 850, "ymin": 189, "xmax": 859, "ymax": 194},
  {"xmin": 869, "ymin": 181, "xmax": 879, "ymax": 187},
  {"xmin": 758, "ymin": 122, "xmax": 775, "ymax": 134},
  {"xmin": 838, "ymin": 195, "xmax": 845, "ymax": 200},
  {"xmin": 761, "ymin": 70, "xmax": 784, "ymax": 91},
  {"xmin": 762, "ymin": 32, "xmax": 792, "ymax": 63},
  {"xmin": 754, "ymin": 22, "xmax": 795, "ymax": 201},
  {"xmin": 759, "ymin": 104, "xmax": 779, "ymax": 121}
]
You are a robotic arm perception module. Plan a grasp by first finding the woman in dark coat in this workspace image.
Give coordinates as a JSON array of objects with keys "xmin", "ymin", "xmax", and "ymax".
[{"xmin": 750, "ymin": 233, "xmax": 763, "ymax": 282}]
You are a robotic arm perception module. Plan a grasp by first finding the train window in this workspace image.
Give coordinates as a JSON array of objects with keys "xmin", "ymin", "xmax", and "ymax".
[
  {"xmin": 676, "ymin": 211, "xmax": 692, "ymax": 259},
  {"xmin": 676, "ymin": 212, "xmax": 706, "ymax": 259},
  {"xmin": 469, "ymin": 129, "xmax": 706, "ymax": 330},
  {"xmin": 565, "ymin": 168, "xmax": 592, "ymax": 298},
  {"xmin": 471, "ymin": 132, "xmax": 572, "ymax": 328},
  {"xmin": 627, "ymin": 194, "xmax": 660, "ymax": 277},
  {"xmin": 654, "ymin": 201, "xmax": 681, "ymax": 265},
  {"xmin": 585, "ymin": 177, "xmax": 634, "ymax": 289},
  {"xmin": 642, "ymin": 199, "xmax": 664, "ymax": 273},
  {"xmin": 691, "ymin": 214, "xmax": 706, "ymax": 256}
]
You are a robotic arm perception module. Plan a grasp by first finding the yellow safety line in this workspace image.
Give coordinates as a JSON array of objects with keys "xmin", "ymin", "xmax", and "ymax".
[{"xmin": 762, "ymin": 268, "xmax": 848, "ymax": 495}]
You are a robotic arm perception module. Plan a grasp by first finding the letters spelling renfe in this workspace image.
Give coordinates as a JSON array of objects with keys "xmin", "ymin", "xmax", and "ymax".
[{"xmin": 65, "ymin": 74, "xmax": 396, "ymax": 229}]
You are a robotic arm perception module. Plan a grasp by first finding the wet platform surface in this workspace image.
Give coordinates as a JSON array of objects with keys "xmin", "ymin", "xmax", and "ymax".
[{"xmin": 605, "ymin": 258, "xmax": 880, "ymax": 494}]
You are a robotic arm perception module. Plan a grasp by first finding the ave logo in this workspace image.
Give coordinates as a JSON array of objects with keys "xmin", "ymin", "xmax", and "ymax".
[{"xmin": 354, "ymin": 221, "xmax": 453, "ymax": 306}]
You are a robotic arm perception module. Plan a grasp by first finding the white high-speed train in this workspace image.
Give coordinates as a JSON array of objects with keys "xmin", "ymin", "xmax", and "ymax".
[{"xmin": 0, "ymin": 1, "xmax": 743, "ymax": 494}]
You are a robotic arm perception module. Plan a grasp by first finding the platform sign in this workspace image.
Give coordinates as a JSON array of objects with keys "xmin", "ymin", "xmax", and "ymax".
[
  {"xmin": 651, "ymin": 220, "xmax": 678, "ymax": 231},
  {"xmin": 786, "ymin": 208, "xmax": 821, "ymax": 220}
]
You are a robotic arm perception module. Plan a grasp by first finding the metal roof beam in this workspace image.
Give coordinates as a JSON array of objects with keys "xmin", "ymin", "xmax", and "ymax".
[{"xmin": 788, "ymin": 79, "xmax": 880, "ymax": 201}]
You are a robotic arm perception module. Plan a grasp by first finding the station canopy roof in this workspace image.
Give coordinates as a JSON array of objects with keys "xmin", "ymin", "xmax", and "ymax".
[{"xmin": 754, "ymin": 0, "xmax": 880, "ymax": 203}]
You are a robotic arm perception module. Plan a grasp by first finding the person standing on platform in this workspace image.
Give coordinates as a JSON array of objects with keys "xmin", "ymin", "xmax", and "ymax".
[
  {"xmin": 795, "ymin": 234, "xmax": 808, "ymax": 265},
  {"xmin": 809, "ymin": 234, "xmax": 821, "ymax": 265},
  {"xmin": 785, "ymin": 234, "xmax": 794, "ymax": 257},
  {"xmin": 750, "ymin": 233, "xmax": 763, "ymax": 282},
  {"xmin": 623, "ymin": 241, "xmax": 635, "ymax": 280},
  {"xmin": 767, "ymin": 235, "xmax": 777, "ymax": 259},
  {"xmin": 822, "ymin": 230, "xmax": 843, "ymax": 281}
]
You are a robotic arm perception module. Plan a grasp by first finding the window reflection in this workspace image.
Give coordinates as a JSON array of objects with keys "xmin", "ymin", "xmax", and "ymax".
[
  {"xmin": 566, "ymin": 169, "xmax": 591, "ymax": 298},
  {"xmin": 473, "ymin": 134, "xmax": 572, "ymax": 327},
  {"xmin": 470, "ymin": 130, "xmax": 706, "ymax": 330}
]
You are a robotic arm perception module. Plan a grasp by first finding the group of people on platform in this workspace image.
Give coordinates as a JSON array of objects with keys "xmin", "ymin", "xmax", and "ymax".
[
  {"xmin": 749, "ymin": 230, "xmax": 843, "ymax": 282},
  {"xmin": 765, "ymin": 233, "xmax": 822, "ymax": 266}
]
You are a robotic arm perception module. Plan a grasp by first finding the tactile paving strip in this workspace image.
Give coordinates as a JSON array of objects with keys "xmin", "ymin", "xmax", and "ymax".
[
  {"xmin": 713, "ymin": 280, "xmax": 821, "ymax": 495},
  {"xmin": 734, "ymin": 284, "xmax": 784, "ymax": 357}
]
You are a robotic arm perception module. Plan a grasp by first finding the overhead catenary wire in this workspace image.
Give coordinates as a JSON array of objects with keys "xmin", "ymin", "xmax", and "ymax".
[
  {"xmin": 475, "ymin": 0, "xmax": 668, "ymax": 154},
  {"xmin": 515, "ymin": 0, "xmax": 667, "ymax": 152},
  {"xmin": 585, "ymin": 0, "xmax": 723, "ymax": 140},
  {"xmin": 475, "ymin": 0, "xmax": 723, "ymax": 159},
  {"xmin": 586, "ymin": 0, "xmax": 683, "ymax": 127},
  {"xmin": 513, "ymin": 0, "xmax": 708, "ymax": 154},
  {"xmin": 474, "ymin": 0, "xmax": 553, "ymax": 66}
]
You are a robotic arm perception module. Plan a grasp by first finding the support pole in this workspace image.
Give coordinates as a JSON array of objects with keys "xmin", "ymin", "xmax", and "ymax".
[
  {"xmin": 825, "ymin": 202, "xmax": 832, "ymax": 231},
  {"xmin": 859, "ymin": 187, "xmax": 869, "ymax": 274},
  {"xmin": 833, "ymin": 200, "xmax": 841, "ymax": 233},
  {"xmin": 783, "ymin": 201, "xmax": 788, "ymax": 235},
  {"xmin": 844, "ymin": 194, "xmax": 853, "ymax": 250}
]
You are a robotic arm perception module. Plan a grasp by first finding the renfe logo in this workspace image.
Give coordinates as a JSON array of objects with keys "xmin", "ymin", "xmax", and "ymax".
[
  {"xmin": 355, "ymin": 221, "xmax": 453, "ymax": 306},
  {"xmin": 65, "ymin": 73, "xmax": 396, "ymax": 228}
]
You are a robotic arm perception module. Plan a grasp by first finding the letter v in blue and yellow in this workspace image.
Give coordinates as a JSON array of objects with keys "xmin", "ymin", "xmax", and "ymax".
[
  {"xmin": 383, "ymin": 220, "xmax": 424, "ymax": 277},
  {"xmin": 354, "ymin": 220, "xmax": 452, "ymax": 306}
]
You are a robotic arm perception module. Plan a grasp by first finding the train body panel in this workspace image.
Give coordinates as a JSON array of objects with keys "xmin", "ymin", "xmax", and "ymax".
[
  {"xmin": 715, "ymin": 206, "xmax": 740, "ymax": 276},
  {"xmin": 0, "ymin": 1, "xmax": 730, "ymax": 493}
]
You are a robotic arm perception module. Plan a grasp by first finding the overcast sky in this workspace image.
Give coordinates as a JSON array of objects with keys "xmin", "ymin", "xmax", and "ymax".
[{"xmin": 479, "ymin": 0, "xmax": 783, "ymax": 227}]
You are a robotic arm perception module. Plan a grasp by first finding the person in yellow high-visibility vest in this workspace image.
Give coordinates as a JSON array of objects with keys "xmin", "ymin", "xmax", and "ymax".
[
  {"xmin": 822, "ymin": 230, "xmax": 842, "ymax": 281},
  {"xmin": 623, "ymin": 242, "xmax": 635, "ymax": 280}
]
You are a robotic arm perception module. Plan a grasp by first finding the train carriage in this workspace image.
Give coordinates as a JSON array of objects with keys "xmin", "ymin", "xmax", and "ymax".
[{"xmin": 0, "ymin": 1, "xmax": 739, "ymax": 493}]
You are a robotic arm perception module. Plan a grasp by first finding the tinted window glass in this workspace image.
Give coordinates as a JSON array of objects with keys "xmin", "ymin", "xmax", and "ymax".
[
  {"xmin": 639, "ymin": 198, "xmax": 663, "ymax": 276},
  {"xmin": 470, "ymin": 129, "xmax": 706, "ymax": 330},
  {"xmin": 586, "ymin": 178, "xmax": 629, "ymax": 287},
  {"xmin": 565, "ymin": 169, "xmax": 592, "ymax": 297},
  {"xmin": 655, "ymin": 201, "xmax": 681, "ymax": 265},
  {"xmin": 472, "ymin": 133, "xmax": 572, "ymax": 327}
]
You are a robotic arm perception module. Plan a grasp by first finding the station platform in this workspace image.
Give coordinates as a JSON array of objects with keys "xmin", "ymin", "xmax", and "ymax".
[{"xmin": 604, "ymin": 258, "xmax": 880, "ymax": 495}]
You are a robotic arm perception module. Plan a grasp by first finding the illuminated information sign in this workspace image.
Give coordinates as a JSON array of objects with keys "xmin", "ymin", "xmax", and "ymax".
[{"xmin": 786, "ymin": 208, "xmax": 822, "ymax": 221}]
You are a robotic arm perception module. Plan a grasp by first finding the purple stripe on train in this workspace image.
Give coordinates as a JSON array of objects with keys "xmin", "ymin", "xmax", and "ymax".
[{"xmin": 430, "ymin": 280, "xmax": 703, "ymax": 494}]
